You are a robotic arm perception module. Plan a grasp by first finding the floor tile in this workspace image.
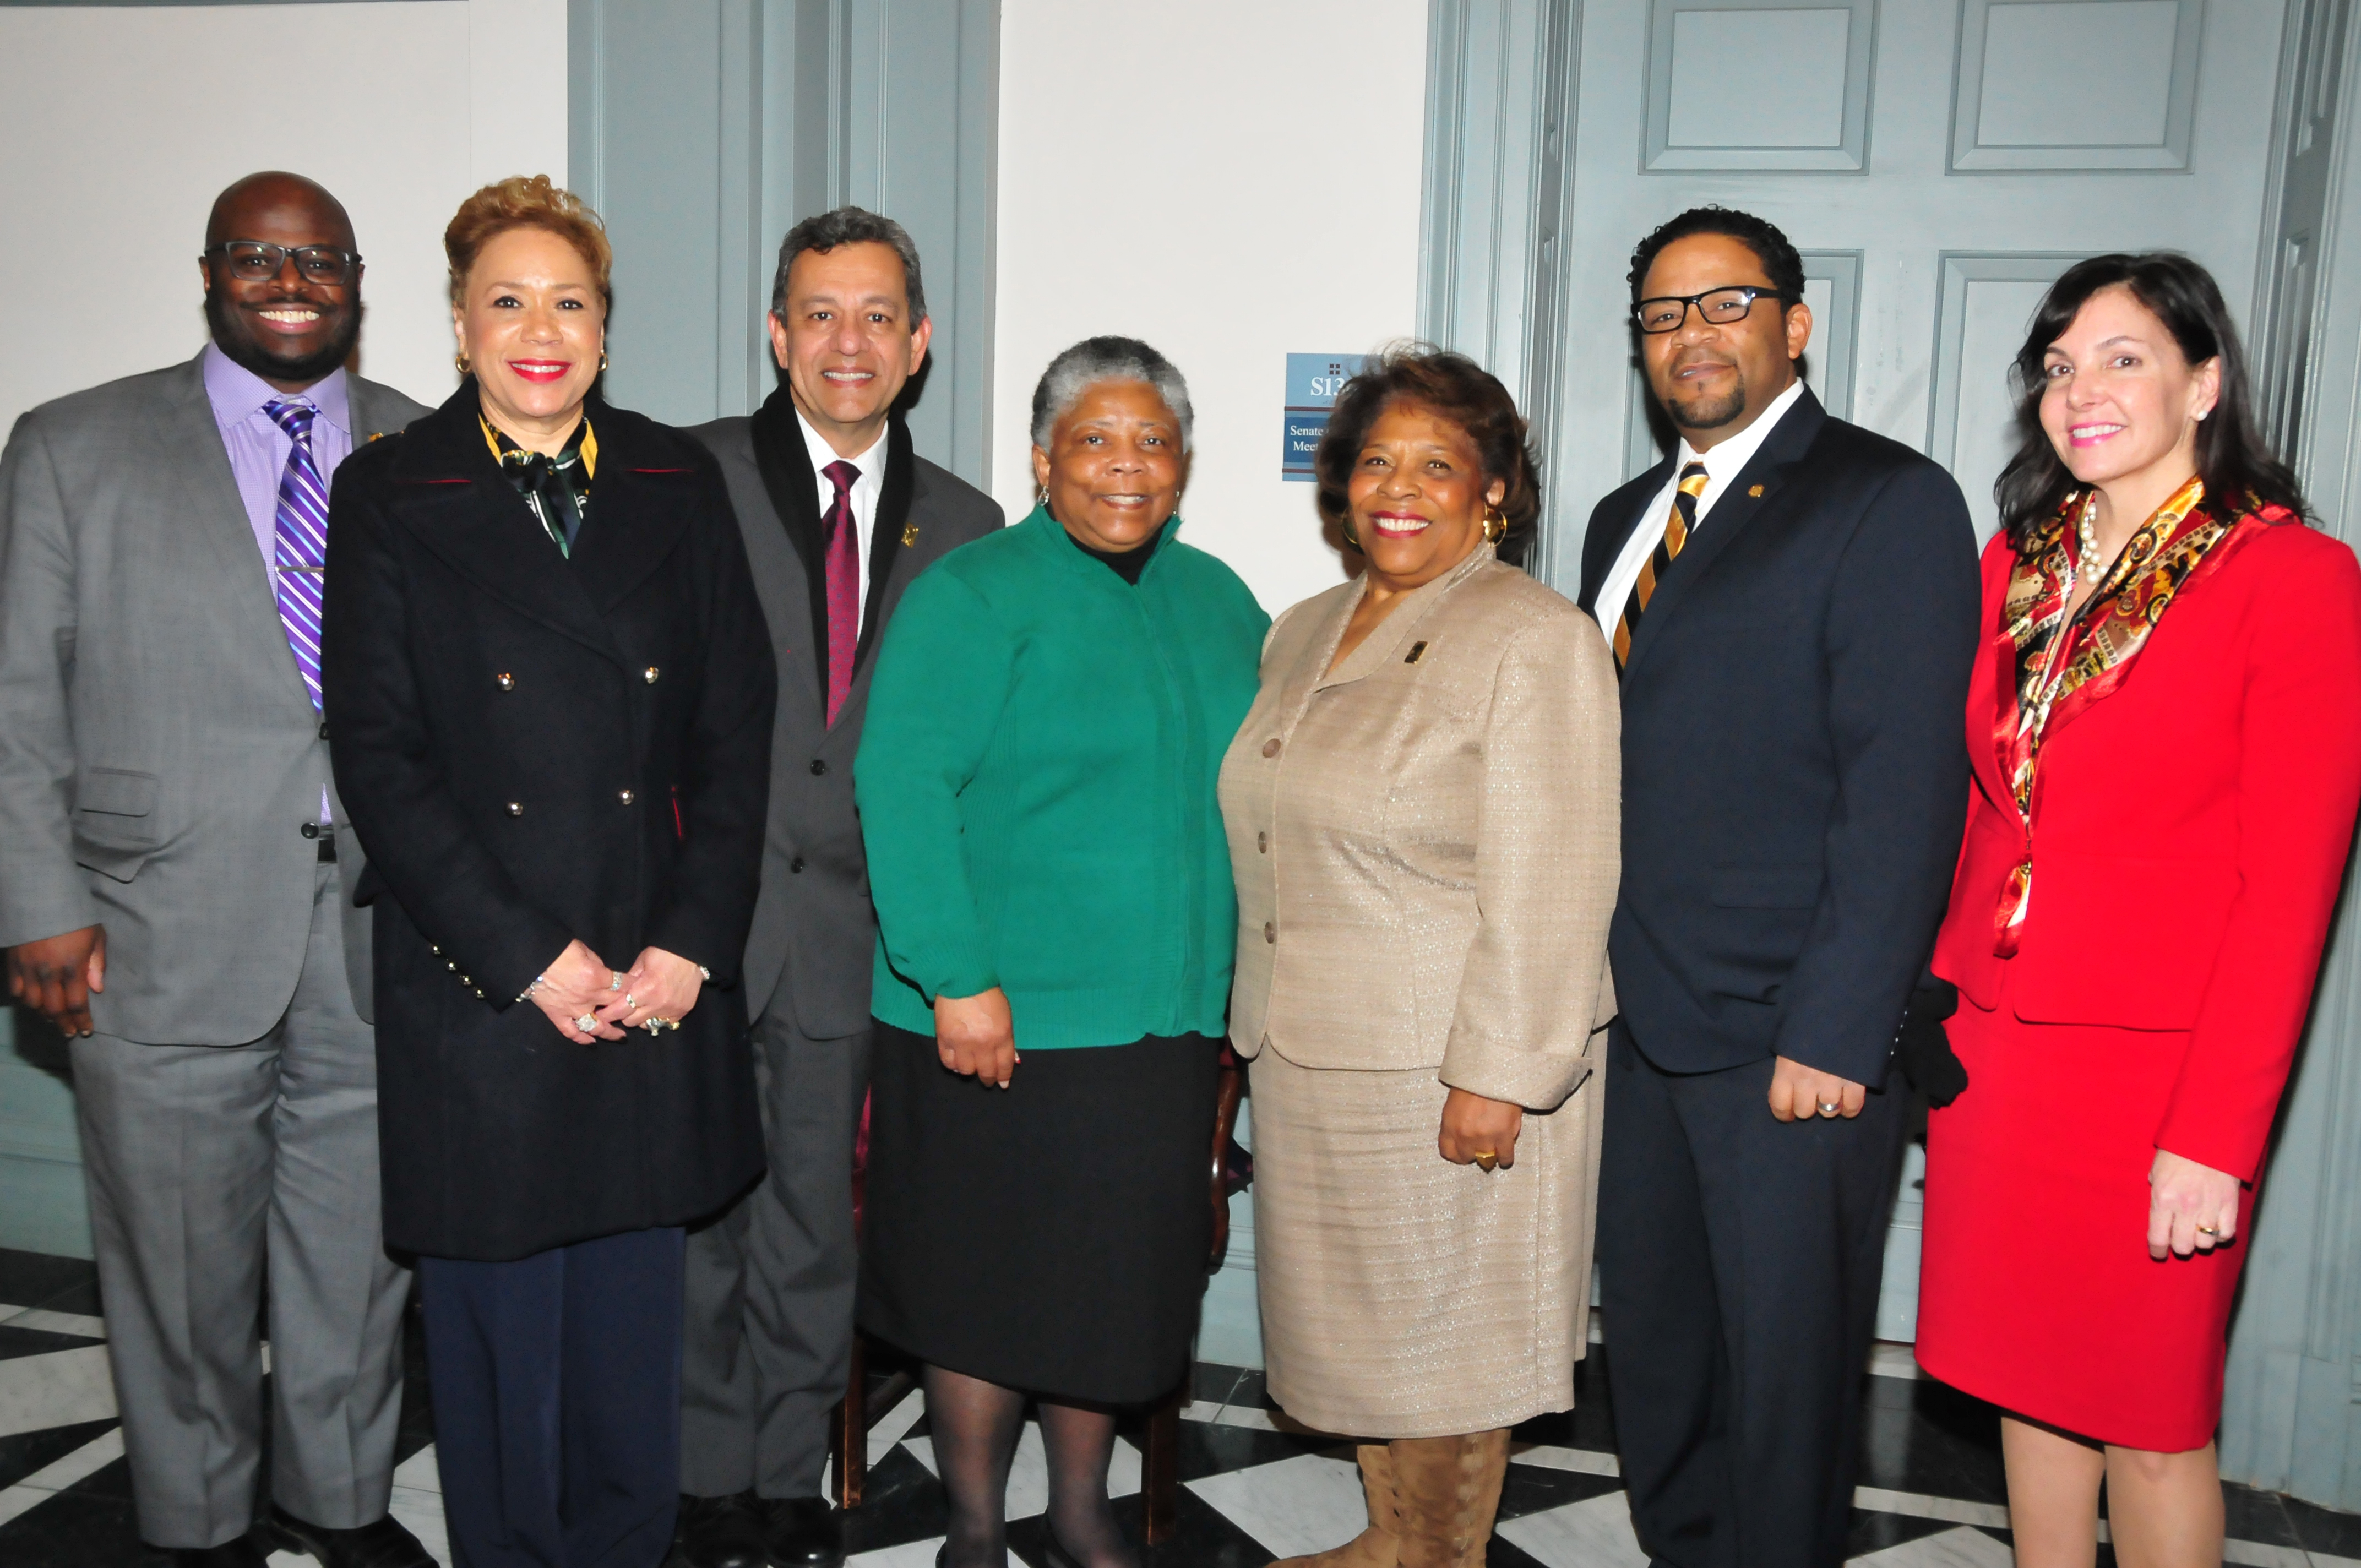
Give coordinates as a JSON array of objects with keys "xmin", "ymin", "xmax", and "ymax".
[
  {"xmin": 2289, "ymin": 1493, "xmax": 2361, "ymax": 1556},
  {"xmin": 1845, "ymin": 1510, "xmax": 1982, "ymax": 1559},
  {"xmin": 0, "ymin": 1427, "xmax": 122, "ymax": 1527},
  {"xmin": 1846, "ymin": 1524, "xmax": 2015, "ymax": 1566},
  {"xmin": 0, "ymin": 1484, "xmax": 144, "ymax": 1567},
  {"xmin": 0, "ymin": 1345, "xmax": 116, "ymax": 1438},
  {"xmin": 1183, "ymin": 1451, "xmax": 1366, "ymax": 1559},
  {"xmin": 1494, "ymin": 1491, "xmax": 1649, "ymax": 1567},
  {"xmin": 0, "ymin": 1415, "xmax": 117, "ymax": 1493},
  {"xmin": 0, "ymin": 1251, "xmax": 97, "ymax": 1316}
]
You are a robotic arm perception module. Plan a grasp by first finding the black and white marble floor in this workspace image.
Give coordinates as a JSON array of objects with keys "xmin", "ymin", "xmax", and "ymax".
[{"xmin": 4, "ymin": 1246, "xmax": 2360, "ymax": 1567}]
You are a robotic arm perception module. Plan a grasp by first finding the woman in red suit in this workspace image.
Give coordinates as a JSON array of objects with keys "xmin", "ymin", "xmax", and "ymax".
[{"xmin": 1918, "ymin": 252, "xmax": 2361, "ymax": 1566}]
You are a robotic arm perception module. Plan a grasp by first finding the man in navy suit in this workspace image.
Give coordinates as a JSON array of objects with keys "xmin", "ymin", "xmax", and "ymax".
[{"xmin": 1579, "ymin": 208, "xmax": 1980, "ymax": 1568}]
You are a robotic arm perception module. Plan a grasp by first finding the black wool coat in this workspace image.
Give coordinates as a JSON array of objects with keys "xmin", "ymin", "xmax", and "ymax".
[{"xmin": 322, "ymin": 385, "xmax": 776, "ymax": 1261}]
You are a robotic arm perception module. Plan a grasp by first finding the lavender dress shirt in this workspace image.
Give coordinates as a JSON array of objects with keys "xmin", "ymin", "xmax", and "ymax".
[{"xmin": 202, "ymin": 343, "xmax": 356, "ymax": 820}]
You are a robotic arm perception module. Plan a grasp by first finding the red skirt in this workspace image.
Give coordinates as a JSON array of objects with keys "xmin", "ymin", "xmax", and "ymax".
[{"xmin": 1916, "ymin": 968, "xmax": 2253, "ymax": 1451}]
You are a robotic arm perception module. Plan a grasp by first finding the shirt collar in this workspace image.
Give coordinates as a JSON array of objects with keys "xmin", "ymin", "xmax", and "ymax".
[
  {"xmin": 1676, "ymin": 374, "xmax": 1806, "ymax": 488},
  {"xmin": 201, "ymin": 341, "xmax": 351, "ymax": 437},
  {"xmin": 794, "ymin": 407, "xmax": 888, "ymax": 486}
]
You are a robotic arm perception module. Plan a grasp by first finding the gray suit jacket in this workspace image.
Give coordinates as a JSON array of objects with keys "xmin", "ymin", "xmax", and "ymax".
[
  {"xmin": 689, "ymin": 398, "xmax": 1002, "ymax": 1039},
  {"xmin": 0, "ymin": 350, "xmax": 430, "ymax": 1042}
]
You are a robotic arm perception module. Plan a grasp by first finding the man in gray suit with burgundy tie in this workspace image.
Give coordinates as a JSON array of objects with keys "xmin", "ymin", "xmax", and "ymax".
[
  {"xmin": 0, "ymin": 173, "xmax": 433, "ymax": 1568},
  {"xmin": 676, "ymin": 208, "xmax": 1002, "ymax": 1568}
]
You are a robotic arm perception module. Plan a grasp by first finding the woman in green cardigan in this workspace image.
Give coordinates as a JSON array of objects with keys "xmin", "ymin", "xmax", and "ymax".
[{"xmin": 854, "ymin": 336, "xmax": 1269, "ymax": 1568}]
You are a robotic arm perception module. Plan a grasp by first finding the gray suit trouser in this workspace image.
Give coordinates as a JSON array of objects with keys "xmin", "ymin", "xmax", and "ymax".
[
  {"xmin": 70, "ymin": 862, "xmax": 409, "ymax": 1549},
  {"xmin": 681, "ymin": 1007, "xmax": 868, "ymax": 1499}
]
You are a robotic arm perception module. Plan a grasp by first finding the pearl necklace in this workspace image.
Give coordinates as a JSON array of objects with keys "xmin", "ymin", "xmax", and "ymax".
[{"xmin": 2076, "ymin": 498, "xmax": 2105, "ymax": 586}]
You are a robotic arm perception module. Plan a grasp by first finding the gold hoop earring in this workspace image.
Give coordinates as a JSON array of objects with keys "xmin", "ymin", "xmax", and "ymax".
[
  {"xmin": 454, "ymin": 352, "xmax": 471, "ymax": 377},
  {"xmin": 1341, "ymin": 519, "xmax": 1363, "ymax": 552},
  {"xmin": 599, "ymin": 349, "xmax": 609, "ymax": 374},
  {"xmin": 1481, "ymin": 507, "xmax": 1507, "ymax": 545}
]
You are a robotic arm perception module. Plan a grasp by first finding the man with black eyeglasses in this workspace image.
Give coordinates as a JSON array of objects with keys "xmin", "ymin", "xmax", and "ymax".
[
  {"xmin": 1576, "ymin": 206, "xmax": 1980, "ymax": 1568},
  {"xmin": 0, "ymin": 171, "xmax": 431, "ymax": 1568}
]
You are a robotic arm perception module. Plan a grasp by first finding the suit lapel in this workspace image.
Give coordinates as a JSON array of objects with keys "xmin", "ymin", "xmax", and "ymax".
[
  {"xmin": 1619, "ymin": 390, "xmax": 1828, "ymax": 682},
  {"xmin": 380, "ymin": 390, "xmax": 623, "ymax": 665},
  {"xmin": 854, "ymin": 418, "xmax": 917, "ymax": 672},
  {"xmin": 1316, "ymin": 546, "xmax": 1492, "ymax": 691},
  {"xmin": 1580, "ymin": 459, "xmax": 1672, "ymax": 613},
  {"xmin": 165, "ymin": 355, "xmax": 317, "ymax": 711},
  {"xmin": 568, "ymin": 410, "xmax": 692, "ymax": 614}
]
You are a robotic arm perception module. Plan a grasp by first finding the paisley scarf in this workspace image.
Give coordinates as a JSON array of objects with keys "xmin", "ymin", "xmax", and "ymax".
[{"xmin": 1990, "ymin": 476, "xmax": 2285, "ymax": 953}]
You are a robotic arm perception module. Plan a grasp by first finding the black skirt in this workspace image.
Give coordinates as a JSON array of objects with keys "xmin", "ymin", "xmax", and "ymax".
[{"xmin": 858, "ymin": 1022, "xmax": 1220, "ymax": 1405}]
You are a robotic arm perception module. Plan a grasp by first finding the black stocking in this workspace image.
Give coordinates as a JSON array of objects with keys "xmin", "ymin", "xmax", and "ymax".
[
  {"xmin": 1039, "ymin": 1399, "xmax": 1135, "ymax": 1568},
  {"xmin": 925, "ymin": 1365, "xmax": 1026, "ymax": 1568}
]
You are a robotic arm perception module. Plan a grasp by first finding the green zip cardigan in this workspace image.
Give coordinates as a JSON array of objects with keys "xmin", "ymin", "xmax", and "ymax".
[{"xmin": 855, "ymin": 505, "xmax": 1270, "ymax": 1047}]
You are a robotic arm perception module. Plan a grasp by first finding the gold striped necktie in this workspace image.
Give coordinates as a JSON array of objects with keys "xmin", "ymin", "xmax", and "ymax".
[{"xmin": 1613, "ymin": 461, "xmax": 1710, "ymax": 669}]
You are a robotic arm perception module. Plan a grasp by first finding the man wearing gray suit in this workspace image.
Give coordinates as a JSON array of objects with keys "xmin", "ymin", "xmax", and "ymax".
[
  {"xmin": 676, "ymin": 208, "xmax": 1002, "ymax": 1568},
  {"xmin": 0, "ymin": 172, "xmax": 433, "ymax": 1568}
]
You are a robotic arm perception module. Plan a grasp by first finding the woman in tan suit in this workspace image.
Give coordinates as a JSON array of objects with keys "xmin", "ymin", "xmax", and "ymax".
[{"xmin": 1219, "ymin": 347, "xmax": 1619, "ymax": 1568}]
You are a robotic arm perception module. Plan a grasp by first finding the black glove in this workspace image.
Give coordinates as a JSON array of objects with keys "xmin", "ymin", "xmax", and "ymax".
[{"xmin": 1892, "ymin": 976, "xmax": 1967, "ymax": 1107}]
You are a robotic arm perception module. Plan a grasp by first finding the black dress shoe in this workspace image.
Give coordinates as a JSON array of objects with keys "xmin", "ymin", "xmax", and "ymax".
[
  {"xmin": 267, "ymin": 1505, "xmax": 436, "ymax": 1568},
  {"xmin": 151, "ymin": 1537, "xmax": 270, "ymax": 1568},
  {"xmin": 675, "ymin": 1492, "xmax": 771, "ymax": 1568},
  {"xmin": 763, "ymin": 1495, "xmax": 845, "ymax": 1568}
]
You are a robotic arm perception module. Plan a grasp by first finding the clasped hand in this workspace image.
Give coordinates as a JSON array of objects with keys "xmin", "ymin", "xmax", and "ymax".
[
  {"xmin": 935, "ymin": 987, "xmax": 1018, "ymax": 1088},
  {"xmin": 531, "ymin": 938, "xmax": 704, "ymax": 1044}
]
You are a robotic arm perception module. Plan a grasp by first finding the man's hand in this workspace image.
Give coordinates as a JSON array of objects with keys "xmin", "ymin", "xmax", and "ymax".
[
  {"xmin": 8, "ymin": 926, "xmax": 106, "ymax": 1037},
  {"xmin": 530, "ymin": 938, "xmax": 629, "ymax": 1044},
  {"xmin": 1439, "ymin": 1087, "xmax": 1525, "ymax": 1169},
  {"xmin": 1768, "ymin": 1055, "xmax": 1865, "ymax": 1122},
  {"xmin": 935, "ymin": 987, "xmax": 1017, "ymax": 1088},
  {"xmin": 2149, "ymin": 1148, "xmax": 2242, "ymax": 1260}
]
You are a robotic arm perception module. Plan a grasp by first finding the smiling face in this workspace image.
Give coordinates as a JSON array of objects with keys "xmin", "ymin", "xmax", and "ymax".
[
  {"xmin": 1031, "ymin": 379, "xmax": 1186, "ymax": 553},
  {"xmin": 200, "ymin": 174, "xmax": 362, "ymax": 393},
  {"xmin": 1638, "ymin": 232, "xmax": 1810, "ymax": 450},
  {"xmin": 2038, "ymin": 283, "xmax": 2219, "ymax": 493},
  {"xmin": 453, "ymin": 225, "xmax": 606, "ymax": 449},
  {"xmin": 1345, "ymin": 399, "xmax": 1506, "ymax": 595},
  {"xmin": 770, "ymin": 241, "xmax": 932, "ymax": 458}
]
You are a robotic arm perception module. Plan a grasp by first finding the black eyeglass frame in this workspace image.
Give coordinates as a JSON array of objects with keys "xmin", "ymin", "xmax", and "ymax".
[
  {"xmin": 203, "ymin": 241, "xmax": 363, "ymax": 286},
  {"xmin": 1630, "ymin": 285, "xmax": 1795, "ymax": 335}
]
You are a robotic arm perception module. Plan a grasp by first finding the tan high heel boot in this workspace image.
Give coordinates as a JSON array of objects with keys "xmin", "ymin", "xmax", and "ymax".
[
  {"xmin": 1385, "ymin": 1428, "xmax": 1510, "ymax": 1568},
  {"xmin": 1265, "ymin": 1443, "xmax": 1401, "ymax": 1568}
]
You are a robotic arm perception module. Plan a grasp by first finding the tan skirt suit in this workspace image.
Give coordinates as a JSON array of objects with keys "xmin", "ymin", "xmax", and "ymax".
[{"xmin": 1218, "ymin": 545, "xmax": 1620, "ymax": 1438}]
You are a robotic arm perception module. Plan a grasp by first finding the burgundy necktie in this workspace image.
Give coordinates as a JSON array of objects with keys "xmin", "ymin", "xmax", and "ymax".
[{"xmin": 822, "ymin": 460, "xmax": 861, "ymax": 725}]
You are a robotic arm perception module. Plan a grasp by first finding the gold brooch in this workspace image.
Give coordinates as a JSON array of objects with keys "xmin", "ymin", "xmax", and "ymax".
[
  {"xmin": 1748, "ymin": 484, "xmax": 1764, "ymax": 498},
  {"xmin": 901, "ymin": 523, "xmax": 920, "ymax": 547}
]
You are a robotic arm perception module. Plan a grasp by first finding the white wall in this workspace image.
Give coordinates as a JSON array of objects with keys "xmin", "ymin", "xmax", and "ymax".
[
  {"xmin": 0, "ymin": 0, "xmax": 568, "ymax": 434},
  {"xmin": 991, "ymin": 0, "xmax": 1430, "ymax": 616}
]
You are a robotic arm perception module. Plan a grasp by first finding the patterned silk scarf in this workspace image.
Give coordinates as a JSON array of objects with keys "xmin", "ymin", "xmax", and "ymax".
[
  {"xmin": 1990, "ymin": 475, "xmax": 2283, "ymax": 952},
  {"xmin": 482, "ymin": 413, "xmax": 598, "ymax": 557}
]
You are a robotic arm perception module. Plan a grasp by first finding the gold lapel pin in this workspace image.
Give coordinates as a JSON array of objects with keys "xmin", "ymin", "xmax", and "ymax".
[
  {"xmin": 901, "ymin": 523, "xmax": 920, "ymax": 547},
  {"xmin": 1405, "ymin": 641, "xmax": 1428, "ymax": 664},
  {"xmin": 1748, "ymin": 484, "xmax": 1764, "ymax": 498}
]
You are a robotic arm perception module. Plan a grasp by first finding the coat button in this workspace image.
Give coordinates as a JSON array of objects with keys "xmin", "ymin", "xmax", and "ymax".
[
  {"xmin": 790, "ymin": 856, "xmax": 806, "ymax": 873},
  {"xmin": 507, "ymin": 802, "xmax": 523, "ymax": 816},
  {"xmin": 1264, "ymin": 921, "xmax": 1276, "ymax": 943},
  {"xmin": 318, "ymin": 720, "xmax": 330, "ymax": 740},
  {"xmin": 644, "ymin": 666, "xmax": 660, "ymax": 684},
  {"xmin": 809, "ymin": 759, "xmax": 828, "ymax": 776},
  {"xmin": 496, "ymin": 672, "xmax": 515, "ymax": 691},
  {"xmin": 1261, "ymin": 739, "xmax": 1281, "ymax": 758},
  {"xmin": 619, "ymin": 788, "xmax": 635, "ymax": 805},
  {"xmin": 1258, "ymin": 831, "xmax": 1268, "ymax": 853}
]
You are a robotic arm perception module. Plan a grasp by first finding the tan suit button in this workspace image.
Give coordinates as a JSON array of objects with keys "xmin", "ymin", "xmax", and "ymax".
[
  {"xmin": 1261, "ymin": 739, "xmax": 1281, "ymax": 758},
  {"xmin": 619, "ymin": 789, "xmax": 636, "ymax": 805},
  {"xmin": 496, "ymin": 672, "xmax": 515, "ymax": 690},
  {"xmin": 1264, "ymin": 921, "xmax": 1276, "ymax": 943},
  {"xmin": 1257, "ymin": 831, "xmax": 1268, "ymax": 854},
  {"xmin": 507, "ymin": 802, "xmax": 523, "ymax": 816},
  {"xmin": 644, "ymin": 666, "xmax": 659, "ymax": 684}
]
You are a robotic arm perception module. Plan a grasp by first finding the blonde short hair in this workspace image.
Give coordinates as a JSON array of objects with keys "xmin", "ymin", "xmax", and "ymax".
[{"xmin": 444, "ymin": 175, "xmax": 612, "ymax": 308}]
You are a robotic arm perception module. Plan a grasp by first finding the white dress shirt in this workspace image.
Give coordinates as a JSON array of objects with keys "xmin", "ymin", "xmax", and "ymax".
[
  {"xmin": 1593, "ymin": 376, "xmax": 1808, "ymax": 647},
  {"xmin": 797, "ymin": 410, "xmax": 888, "ymax": 635}
]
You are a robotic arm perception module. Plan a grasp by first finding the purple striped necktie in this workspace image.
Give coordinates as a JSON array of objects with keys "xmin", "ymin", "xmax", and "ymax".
[{"xmin": 264, "ymin": 400, "xmax": 330, "ymax": 710}]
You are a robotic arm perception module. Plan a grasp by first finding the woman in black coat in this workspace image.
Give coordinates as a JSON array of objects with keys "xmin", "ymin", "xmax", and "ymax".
[{"xmin": 321, "ymin": 176, "xmax": 774, "ymax": 1568}]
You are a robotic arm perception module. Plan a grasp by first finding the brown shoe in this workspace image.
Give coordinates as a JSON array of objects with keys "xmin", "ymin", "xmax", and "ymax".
[
  {"xmin": 1385, "ymin": 1429, "xmax": 1510, "ymax": 1568},
  {"xmin": 1265, "ymin": 1444, "xmax": 1401, "ymax": 1568}
]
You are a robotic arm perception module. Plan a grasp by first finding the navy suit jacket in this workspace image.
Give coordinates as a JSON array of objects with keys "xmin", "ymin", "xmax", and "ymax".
[{"xmin": 1578, "ymin": 388, "xmax": 1980, "ymax": 1085}]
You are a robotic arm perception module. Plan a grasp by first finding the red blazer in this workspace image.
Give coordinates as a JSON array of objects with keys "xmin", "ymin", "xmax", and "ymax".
[{"xmin": 1933, "ymin": 518, "xmax": 2361, "ymax": 1182}]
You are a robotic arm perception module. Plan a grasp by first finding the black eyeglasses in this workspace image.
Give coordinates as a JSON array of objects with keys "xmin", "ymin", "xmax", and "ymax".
[
  {"xmin": 204, "ymin": 241, "xmax": 361, "ymax": 285},
  {"xmin": 1631, "ymin": 285, "xmax": 1791, "ymax": 335}
]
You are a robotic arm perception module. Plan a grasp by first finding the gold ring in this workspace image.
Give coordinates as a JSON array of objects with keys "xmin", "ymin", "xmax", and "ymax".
[
  {"xmin": 1472, "ymin": 1151, "xmax": 1499, "ymax": 1173},
  {"xmin": 2197, "ymin": 1225, "xmax": 2221, "ymax": 1235}
]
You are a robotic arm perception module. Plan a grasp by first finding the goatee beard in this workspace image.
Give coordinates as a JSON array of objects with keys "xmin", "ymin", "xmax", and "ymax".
[
  {"xmin": 1669, "ymin": 383, "xmax": 1748, "ymax": 433},
  {"xmin": 206, "ymin": 291, "xmax": 361, "ymax": 386}
]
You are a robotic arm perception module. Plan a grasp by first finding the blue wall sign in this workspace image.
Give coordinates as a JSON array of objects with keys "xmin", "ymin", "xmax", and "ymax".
[{"xmin": 1282, "ymin": 353, "xmax": 1366, "ymax": 482}]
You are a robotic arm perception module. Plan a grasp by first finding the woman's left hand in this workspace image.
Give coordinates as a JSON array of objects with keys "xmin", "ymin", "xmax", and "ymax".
[
  {"xmin": 2148, "ymin": 1148, "xmax": 2242, "ymax": 1259},
  {"xmin": 597, "ymin": 946, "xmax": 705, "ymax": 1036},
  {"xmin": 1439, "ymin": 1088, "xmax": 1524, "ymax": 1171}
]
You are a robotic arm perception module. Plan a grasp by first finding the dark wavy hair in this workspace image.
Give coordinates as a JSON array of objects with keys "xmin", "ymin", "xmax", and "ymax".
[
  {"xmin": 1626, "ymin": 205, "xmax": 1805, "ymax": 306},
  {"xmin": 1995, "ymin": 253, "xmax": 2303, "ymax": 546},
  {"xmin": 1313, "ymin": 345, "xmax": 1541, "ymax": 565}
]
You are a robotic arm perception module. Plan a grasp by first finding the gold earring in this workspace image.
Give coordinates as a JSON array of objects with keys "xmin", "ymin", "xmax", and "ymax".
[
  {"xmin": 1341, "ymin": 519, "xmax": 1363, "ymax": 552},
  {"xmin": 1481, "ymin": 507, "xmax": 1507, "ymax": 545},
  {"xmin": 599, "ymin": 349, "xmax": 609, "ymax": 373},
  {"xmin": 454, "ymin": 352, "xmax": 471, "ymax": 376}
]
